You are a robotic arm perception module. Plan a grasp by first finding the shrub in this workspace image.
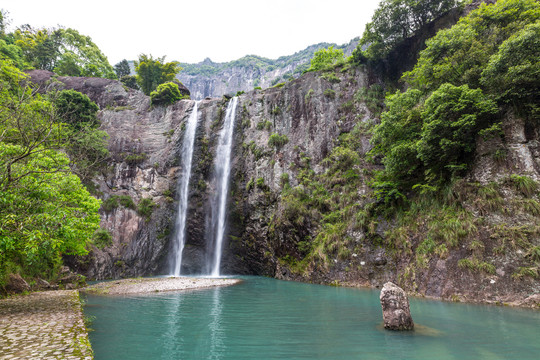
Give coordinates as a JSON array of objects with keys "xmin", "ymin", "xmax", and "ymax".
[
  {"xmin": 306, "ymin": 46, "xmax": 345, "ymax": 72},
  {"xmin": 124, "ymin": 152, "xmax": 147, "ymax": 165},
  {"xmin": 93, "ymin": 228, "xmax": 113, "ymax": 249},
  {"xmin": 417, "ymin": 84, "xmax": 498, "ymax": 180},
  {"xmin": 121, "ymin": 75, "xmax": 138, "ymax": 90},
  {"xmin": 268, "ymin": 133, "xmax": 289, "ymax": 150},
  {"xmin": 137, "ymin": 198, "xmax": 157, "ymax": 219},
  {"xmin": 101, "ymin": 195, "xmax": 135, "ymax": 212},
  {"xmin": 54, "ymin": 89, "xmax": 99, "ymax": 129},
  {"xmin": 256, "ymin": 119, "xmax": 272, "ymax": 131},
  {"xmin": 150, "ymin": 82, "xmax": 186, "ymax": 106}
]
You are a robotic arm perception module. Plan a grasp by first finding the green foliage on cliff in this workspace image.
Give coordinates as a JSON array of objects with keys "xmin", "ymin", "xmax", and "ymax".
[
  {"xmin": 268, "ymin": 133, "xmax": 289, "ymax": 150},
  {"xmin": 306, "ymin": 46, "xmax": 345, "ymax": 72},
  {"xmin": 267, "ymin": 0, "xmax": 540, "ymax": 284},
  {"xmin": 372, "ymin": 0, "xmax": 539, "ymax": 195},
  {"xmin": 404, "ymin": 0, "xmax": 539, "ymax": 92},
  {"xmin": 150, "ymin": 82, "xmax": 188, "ymax": 106},
  {"xmin": 2, "ymin": 25, "xmax": 116, "ymax": 78},
  {"xmin": 358, "ymin": 0, "xmax": 462, "ymax": 60},
  {"xmin": 135, "ymin": 54, "xmax": 182, "ymax": 95},
  {"xmin": 54, "ymin": 89, "xmax": 100, "ymax": 128},
  {"xmin": 372, "ymin": 84, "xmax": 498, "ymax": 189},
  {"xmin": 0, "ymin": 60, "xmax": 102, "ymax": 287},
  {"xmin": 480, "ymin": 22, "xmax": 540, "ymax": 117},
  {"xmin": 269, "ymin": 125, "xmax": 367, "ymax": 272}
]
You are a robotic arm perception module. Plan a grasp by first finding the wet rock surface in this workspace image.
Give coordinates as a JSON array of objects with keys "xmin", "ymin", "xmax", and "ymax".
[
  {"xmin": 380, "ymin": 282, "xmax": 414, "ymax": 331},
  {"xmin": 0, "ymin": 290, "xmax": 93, "ymax": 359}
]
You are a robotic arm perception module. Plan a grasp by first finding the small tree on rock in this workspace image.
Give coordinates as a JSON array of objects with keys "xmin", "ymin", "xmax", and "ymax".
[
  {"xmin": 150, "ymin": 82, "xmax": 188, "ymax": 106},
  {"xmin": 114, "ymin": 59, "xmax": 131, "ymax": 78}
]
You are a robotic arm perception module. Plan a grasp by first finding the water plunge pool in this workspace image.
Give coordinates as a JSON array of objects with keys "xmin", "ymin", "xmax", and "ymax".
[{"xmin": 83, "ymin": 276, "xmax": 540, "ymax": 359}]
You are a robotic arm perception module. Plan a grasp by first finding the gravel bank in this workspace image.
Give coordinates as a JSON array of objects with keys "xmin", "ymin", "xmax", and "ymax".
[
  {"xmin": 0, "ymin": 290, "xmax": 93, "ymax": 359},
  {"xmin": 81, "ymin": 277, "xmax": 241, "ymax": 295}
]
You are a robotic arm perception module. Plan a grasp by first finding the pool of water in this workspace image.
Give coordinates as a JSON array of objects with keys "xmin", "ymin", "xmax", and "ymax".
[{"xmin": 83, "ymin": 276, "xmax": 540, "ymax": 360}]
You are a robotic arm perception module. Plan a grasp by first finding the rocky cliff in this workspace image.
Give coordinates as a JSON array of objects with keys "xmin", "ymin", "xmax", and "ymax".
[
  {"xmin": 25, "ymin": 0, "xmax": 538, "ymax": 306},
  {"xmin": 177, "ymin": 39, "xmax": 359, "ymax": 99},
  {"xmin": 30, "ymin": 64, "xmax": 537, "ymax": 307}
]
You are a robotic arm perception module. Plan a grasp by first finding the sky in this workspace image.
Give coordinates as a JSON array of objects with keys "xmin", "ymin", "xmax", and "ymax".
[{"xmin": 2, "ymin": 0, "xmax": 381, "ymax": 65}]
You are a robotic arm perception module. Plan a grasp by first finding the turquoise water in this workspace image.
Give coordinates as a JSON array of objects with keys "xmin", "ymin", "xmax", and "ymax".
[{"xmin": 83, "ymin": 277, "xmax": 540, "ymax": 360}]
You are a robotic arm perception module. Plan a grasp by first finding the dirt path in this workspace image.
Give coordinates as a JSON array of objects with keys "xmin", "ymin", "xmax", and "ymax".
[{"xmin": 0, "ymin": 290, "xmax": 92, "ymax": 360}]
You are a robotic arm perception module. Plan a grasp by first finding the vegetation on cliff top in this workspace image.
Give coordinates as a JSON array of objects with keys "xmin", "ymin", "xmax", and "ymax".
[
  {"xmin": 0, "ymin": 13, "xmax": 115, "ymax": 78},
  {"xmin": 135, "ymin": 54, "xmax": 182, "ymax": 95}
]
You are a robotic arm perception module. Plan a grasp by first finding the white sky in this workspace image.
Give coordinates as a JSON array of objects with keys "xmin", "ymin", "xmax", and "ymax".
[{"xmin": 2, "ymin": 0, "xmax": 381, "ymax": 65}]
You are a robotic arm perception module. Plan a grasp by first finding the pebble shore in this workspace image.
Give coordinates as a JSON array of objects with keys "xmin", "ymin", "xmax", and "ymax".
[
  {"xmin": 0, "ymin": 290, "xmax": 93, "ymax": 360},
  {"xmin": 81, "ymin": 276, "xmax": 241, "ymax": 295}
]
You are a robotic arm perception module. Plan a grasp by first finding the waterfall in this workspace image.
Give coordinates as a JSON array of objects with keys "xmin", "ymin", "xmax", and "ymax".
[
  {"xmin": 170, "ymin": 101, "xmax": 199, "ymax": 276},
  {"xmin": 206, "ymin": 97, "xmax": 238, "ymax": 277}
]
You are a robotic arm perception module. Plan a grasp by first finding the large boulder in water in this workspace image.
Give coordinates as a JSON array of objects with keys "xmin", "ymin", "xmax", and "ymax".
[{"xmin": 380, "ymin": 282, "xmax": 414, "ymax": 330}]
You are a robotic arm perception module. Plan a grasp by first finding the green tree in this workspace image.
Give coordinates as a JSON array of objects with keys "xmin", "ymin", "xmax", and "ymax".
[
  {"xmin": 306, "ymin": 46, "xmax": 344, "ymax": 72},
  {"xmin": 114, "ymin": 59, "xmax": 131, "ymax": 78},
  {"xmin": 358, "ymin": 0, "xmax": 460, "ymax": 60},
  {"xmin": 404, "ymin": 0, "xmax": 540, "ymax": 91},
  {"xmin": 13, "ymin": 26, "xmax": 115, "ymax": 78},
  {"xmin": 371, "ymin": 88, "xmax": 425, "ymax": 186},
  {"xmin": 53, "ymin": 89, "xmax": 100, "ymax": 128},
  {"xmin": 120, "ymin": 75, "xmax": 138, "ymax": 90},
  {"xmin": 417, "ymin": 84, "xmax": 498, "ymax": 180},
  {"xmin": 480, "ymin": 22, "xmax": 540, "ymax": 116},
  {"xmin": 14, "ymin": 26, "xmax": 60, "ymax": 71},
  {"xmin": 0, "ymin": 62, "xmax": 66, "ymax": 188},
  {"xmin": 150, "ymin": 82, "xmax": 187, "ymax": 105},
  {"xmin": 0, "ymin": 146, "xmax": 100, "ymax": 281},
  {"xmin": 52, "ymin": 89, "xmax": 109, "ymax": 182},
  {"xmin": 135, "ymin": 54, "xmax": 182, "ymax": 95},
  {"xmin": 0, "ymin": 59, "xmax": 102, "ymax": 285},
  {"xmin": 0, "ymin": 39, "xmax": 26, "ymax": 68}
]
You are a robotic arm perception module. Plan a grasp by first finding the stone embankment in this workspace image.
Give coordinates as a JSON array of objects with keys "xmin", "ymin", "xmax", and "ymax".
[{"xmin": 0, "ymin": 290, "xmax": 92, "ymax": 360}]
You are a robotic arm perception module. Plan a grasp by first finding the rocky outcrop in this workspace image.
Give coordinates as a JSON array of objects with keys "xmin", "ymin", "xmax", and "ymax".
[
  {"xmin": 27, "ymin": 70, "xmax": 250, "ymax": 279},
  {"xmin": 178, "ymin": 40, "xmax": 359, "ymax": 99},
  {"xmin": 3, "ymin": 274, "xmax": 30, "ymax": 294},
  {"xmin": 380, "ymin": 282, "xmax": 414, "ymax": 331}
]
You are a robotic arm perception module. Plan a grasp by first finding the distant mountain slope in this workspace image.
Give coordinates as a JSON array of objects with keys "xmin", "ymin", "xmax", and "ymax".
[{"xmin": 177, "ymin": 38, "xmax": 359, "ymax": 99}]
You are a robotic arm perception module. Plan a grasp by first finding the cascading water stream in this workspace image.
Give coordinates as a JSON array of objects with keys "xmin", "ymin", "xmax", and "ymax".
[
  {"xmin": 206, "ymin": 97, "xmax": 238, "ymax": 277},
  {"xmin": 169, "ymin": 101, "xmax": 199, "ymax": 276}
]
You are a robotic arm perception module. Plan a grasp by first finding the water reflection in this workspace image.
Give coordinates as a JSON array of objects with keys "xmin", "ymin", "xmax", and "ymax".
[
  {"xmin": 208, "ymin": 287, "xmax": 224, "ymax": 359},
  {"xmin": 162, "ymin": 294, "xmax": 184, "ymax": 359}
]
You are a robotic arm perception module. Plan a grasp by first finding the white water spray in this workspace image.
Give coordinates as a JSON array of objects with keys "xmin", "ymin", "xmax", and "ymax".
[
  {"xmin": 207, "ymin": 97, "xmax": 238, "ymax": 277},
  {"xmin": 170, "ymin": 101, "xmax": 199, "ymax": 276}
]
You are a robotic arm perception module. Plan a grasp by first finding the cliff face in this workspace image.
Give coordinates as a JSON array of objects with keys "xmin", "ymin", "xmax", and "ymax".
[
  {"xmin": 27, "ymin": 41, "xmax": 538, "ymax": 307},
  {"xmin": 226, "ymin": 68, "xmax": 539, "ymax": 307},
  {"xmin": 27, "ymin": 70, "xmax": 243, "ymax": 278},
  {"xmin": 177, "ymin": 40, "xmax": 359, "ymax": 99}
]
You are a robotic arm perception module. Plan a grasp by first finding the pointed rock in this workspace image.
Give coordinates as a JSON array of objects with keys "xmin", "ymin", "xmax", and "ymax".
[{"xmin": 380, "ymin": 282, "xmax": 414, "ymax": 330}]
